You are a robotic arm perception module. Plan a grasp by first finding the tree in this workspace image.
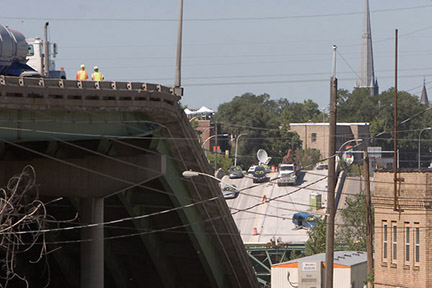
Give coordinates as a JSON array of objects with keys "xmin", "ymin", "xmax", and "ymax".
[
  {"xmin": 214, "ymin": 93, "xmax": 301, "ymax": 168},
  {"xmin": 337, "ymin": 193, "xmax": 369, "ymax": 251},
  {"xmin": 338, "ymin": 88, "xmax": 379, "ymax": 123},
  {"xmin": 294, "ymin": 148, "xmax": 321, "ymax": 170},
  {"xmin": 280, "ymin": 99, "xmax": 322, "ymax": 124},
  {"xmin": 206, "ymin": 152, "xmax": 233, "ymax": 172},
  {"xmin": 304, "ymin": 217, "xmax": 326, "ymax": 256},
  {"xmin": 338, "ymin": 87, "xmax": 432, "ymax": 167}
]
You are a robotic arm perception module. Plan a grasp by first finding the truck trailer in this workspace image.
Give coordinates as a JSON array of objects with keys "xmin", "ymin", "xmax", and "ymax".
[{"xmin": 0, "ymin": 23, "xmax": 65, "ymax": 78}]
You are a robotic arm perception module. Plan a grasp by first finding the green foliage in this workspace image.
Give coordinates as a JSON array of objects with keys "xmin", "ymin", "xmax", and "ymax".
[
  {"xmin": 337, "ymin": 193, "xmax": 369, "ymax": 251},
  {"xmin": 210, "ymin": 87, "xmax": 432, "ymax": 169},
  {"xmin": 206, "ymin": 152, "xmax": 233, "ymax": 172},
  {"xmin": 280, "ymin": 99, "xmax": 322, "ymax": 124},
  {"xmin": 294, "ymin": 148, "xmax": 321, "ymax": 170},
  {"xmin": 338, "ymin": 88, "xmax": 379, "ymax": 123},
  {"xmin": 289, "ymin": 249, "xmax": 301, "ymax": 260},
  {"xmin": 339, "ymin": 162, "xmax": 363, "ymax": 177},
  {"xmin": 214, "ymin": 93, "xmax": 302, "ymax": 168},
  {"xmin": 364, "ymin": 272, "xmax": 374, "ymax": 285},
  {"xmin": 304, "ymin": 217, "xmax": 326, "ymax": 256},
  {"xmin": 338, "ymin": 87, "xmax": 432, "ymax": 167}
]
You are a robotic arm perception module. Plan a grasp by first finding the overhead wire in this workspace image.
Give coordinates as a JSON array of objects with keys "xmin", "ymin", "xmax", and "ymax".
[
  {"xmin": 3, "ymin": 4, "xmax": 432, "ymax": 22},
  {"xmin": 4, "ymin": 165, "xmax": 432, "ymax": 243},
  {"xmin": 0, "ymin": 99, "xmax": 428, "ymax": 245}
]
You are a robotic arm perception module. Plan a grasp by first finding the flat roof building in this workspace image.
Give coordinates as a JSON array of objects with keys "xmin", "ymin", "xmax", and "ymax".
[
  {"xmin": 289, "ymin": 123, "xmax": 370, "ymax": 159},
  {"xmin": 271, "ymin": 251, "xmax": 367, "ymax": 288}
]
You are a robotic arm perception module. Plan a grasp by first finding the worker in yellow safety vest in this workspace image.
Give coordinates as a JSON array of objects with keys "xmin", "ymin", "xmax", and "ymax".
[
  {"xmin": 91, "ymin": 66, "xmax": 104, "ymax": 81},
  {"xmin": 76, "ymin": 64, "xmax": 88, "ymax": 81}
]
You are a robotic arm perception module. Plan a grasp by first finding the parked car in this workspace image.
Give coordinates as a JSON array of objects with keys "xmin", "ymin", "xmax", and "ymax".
[
  {"xmin": 292, "ymin": 212, "xmax": 317, "ymax": 229},
  {"xmin": 222, "ymin": 184, "xmax": 239, "ymax": 199},
  {"xmin": 316, "ymin": 163, "xmax": 328, "ymax": 170},
  {"xmin": 252, "ymin": 166, "xmax": 269, "ymax": 183},
  {"xmin": 247, "ymin": 165, "xmax": 257, "ymax": 174},
  {"xmin": 229, "ymin": 165, "xmax": 244, "ymax": 179}
]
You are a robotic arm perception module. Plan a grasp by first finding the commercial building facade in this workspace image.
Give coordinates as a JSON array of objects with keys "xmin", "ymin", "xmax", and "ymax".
[
  {"xmin": 373, "ymin": 170, "xmax": 432, "ymax": 287},
  {"xmin": 289, "ymin": 123, "xmax": 370, "ymax": 159}
]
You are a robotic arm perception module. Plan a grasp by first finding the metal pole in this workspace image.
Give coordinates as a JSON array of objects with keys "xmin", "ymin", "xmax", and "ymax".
[
  {"xmin": 214, "ymin": 123, "xmax": 218, "ymax": 171},
  {"xmin": 43, "ymin": 22, "xmax": 50, "ymax": 77},
  {"xmin": 393, "ymin": 29, "xmax": 398, "ymax": 211},
  {"xmin": 325, "ymin": 45, "xmax": 337, "ymax": 288},
  {"xmin": 174, "ymin": 0, "xmax": 183, "ymax": 88},
  {"xmin": 234, "ymin": 133, "xmax": 247, "ymax": 167},
  {"xmin": 364, "ymin": 151, "xmax": 373, "ymax": 288},
  {"xmin": 418, "ymin": 128, "xmax": 432, "ymax": 168}
]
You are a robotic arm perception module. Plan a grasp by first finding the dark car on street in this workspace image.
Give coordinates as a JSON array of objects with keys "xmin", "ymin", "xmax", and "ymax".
[
  {"xmin": 292, "ymin": 212, "xmax": 317, "ymax": 229},
  {"xmin": 252, "ymin": 166, "xmax": 268, "ymax": 183}
]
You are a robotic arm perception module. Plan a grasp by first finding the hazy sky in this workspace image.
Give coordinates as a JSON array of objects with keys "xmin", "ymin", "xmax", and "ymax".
[{"xmin": 3, "ymin": 1, "xmax": 432, "ymax": 111}]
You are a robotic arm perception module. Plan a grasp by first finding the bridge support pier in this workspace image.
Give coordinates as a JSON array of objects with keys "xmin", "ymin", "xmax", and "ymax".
[{"xmin": 81, "ymin": 197, "xmax": 104, "ymax": 288}]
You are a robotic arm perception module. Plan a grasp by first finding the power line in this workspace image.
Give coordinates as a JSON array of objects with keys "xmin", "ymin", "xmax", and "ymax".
[{"xmin": 3, "ymin": 5, "xmax": 432, "ymax": 23}]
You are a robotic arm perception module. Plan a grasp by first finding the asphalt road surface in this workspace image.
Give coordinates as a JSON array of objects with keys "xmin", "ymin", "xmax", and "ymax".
[{"xmin": 222, "ymin": 169, "xmax": 330, "ymax": 245}]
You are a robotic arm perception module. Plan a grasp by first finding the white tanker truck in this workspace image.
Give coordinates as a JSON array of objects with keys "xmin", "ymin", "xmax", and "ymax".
[{"xmin": 0, "ymin": 22, "xmax": 66, "ymax": 78}]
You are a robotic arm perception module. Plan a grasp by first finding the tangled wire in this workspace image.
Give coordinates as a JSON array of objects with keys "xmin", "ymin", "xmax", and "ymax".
[{"xmin": 0, "ymin": 165, "xmax": 48, "ymax": 288}]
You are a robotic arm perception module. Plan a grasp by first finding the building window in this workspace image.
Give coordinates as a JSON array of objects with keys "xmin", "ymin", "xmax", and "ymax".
[
  {"xmin": 405, "ymin": 223, "xmax": 410, "ymax": 263},
  {"xmin": 383, "ymin": 221, "xmax": 388, "ymax": 261},
  {"xmin": 415, "ymin": 223, "xmax": 420, "ymax": 265},
  {"xmin": 311, "ymin": 133, "xmax": 317, "ymax": 142},
  {"xmin": 393, "ymin": 224, "xmax": 398, "ymax": 261}
]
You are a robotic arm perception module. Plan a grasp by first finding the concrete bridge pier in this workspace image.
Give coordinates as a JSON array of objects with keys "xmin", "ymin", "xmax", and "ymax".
[{"xmin": 81, "ymin": 197, "xmax": 104, "ymax": 288}]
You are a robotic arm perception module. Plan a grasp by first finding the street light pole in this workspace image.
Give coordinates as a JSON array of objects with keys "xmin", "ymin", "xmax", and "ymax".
[
  {"xmin": 182, "ymin": 170, "xmax": 237, "ymax": 190},
  {"xmin": 418, "ymin": 127, "xmax": 432, "ymax": 168},
  {"xmin": 201, "ymin": 134, "xmax": 229, "ymax": 161},
  {"xmin": 201, "ymin": 134, "xmax": 229, "ymax": 149},
  {"xmin": 337, "ymin": 138, "xmax": 362, "ymax": 152},
  {"xmin": 234, "ymin": 133, "xmax": 247, "ymax": 167},
  {"xmin": 337, "ymin": 138, "xmax": 363, "ymax": 163}
]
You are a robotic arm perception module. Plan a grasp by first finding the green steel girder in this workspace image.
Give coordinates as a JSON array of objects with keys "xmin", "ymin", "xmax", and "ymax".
[
  {"xmin": 157, "ymin": 139, "xmax": 227, "ymax": 288},
  {"xmin": 248, "ymin": 252, "xmax": 271, "ymax": 273},
  {"xmin": 247, "ymin": 244, "xmax": 305, "ymax": 287},
  {"xmin": 0, "ymin": 109, "xmax": 162, "ymax": 141},
  {"xmin": 0, "ymin": 153, "xmax": 165, "ymax": 198},
  {"xmin": 118, "ymin": 192, "xmax": 176, "ymax": 288}
]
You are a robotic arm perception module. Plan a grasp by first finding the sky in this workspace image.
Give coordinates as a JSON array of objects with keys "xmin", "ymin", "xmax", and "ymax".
[{"xmin": 3, "ymin": 0, "xmax": 432, "ymax": 112}]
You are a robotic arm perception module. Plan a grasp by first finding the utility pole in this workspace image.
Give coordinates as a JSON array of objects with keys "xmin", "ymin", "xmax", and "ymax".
[
  {"xmin": 364, "ymin": 151, "xmax": 373, "ymax": 288},
  {"xmin": 393, "ymin": 29, "xmax": 399, "ymax": 211},
  {"xmin": 325, "ymin": 45, "xmax": 337, "ymax": 288},
  {"xmin": 173, "ymin": 0, "xmax": 184, "ymax": 97},
  {"xmin": 214, "ymin": 123, "xmax": 218, "ymax": 171}
]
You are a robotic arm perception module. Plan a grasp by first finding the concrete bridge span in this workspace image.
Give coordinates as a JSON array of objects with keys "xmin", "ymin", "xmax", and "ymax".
[{"xmin": 0, "ymin": 76, "xmax": 258, "ymax": 288}]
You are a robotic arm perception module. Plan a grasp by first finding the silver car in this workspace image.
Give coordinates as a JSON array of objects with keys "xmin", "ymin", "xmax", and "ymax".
[
  {"xmin": 229, "ymin": 165, "xmax": 244, "ymax": 179},
  {"xmin": 222, "ymin": 185, "xmax": 239, "ymax": 199}
]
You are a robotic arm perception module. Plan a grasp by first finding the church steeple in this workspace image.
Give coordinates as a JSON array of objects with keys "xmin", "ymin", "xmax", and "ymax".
[
  {"xmin": 420, "ymin": 78, "xmax": 429, "ymax": 106},
  {"xmin": 356, "ymin": 0, "xmax": 378, "ymax": 95}
]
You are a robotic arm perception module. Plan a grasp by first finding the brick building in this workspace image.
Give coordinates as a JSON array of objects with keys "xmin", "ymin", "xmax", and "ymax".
[
  {"xmin": 289, "ymin": 122, "xmax": 370, "ymax": 159},
  {"xmin": 373, "ymin": 170, "xmax": 432, "ymax": 287}
]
